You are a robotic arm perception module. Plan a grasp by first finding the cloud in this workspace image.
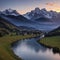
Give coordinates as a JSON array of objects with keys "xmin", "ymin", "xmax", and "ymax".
[
  {"xmin": 45, "ymin": 2, "xmax": 60, "ymax": 8},
  {"xmin": 45, "ymin": 2, "xmax": 55, "ymax": 6},
  {"xmin": 45, "ymin": 2, "xmax": 60, "ymax": 12}
]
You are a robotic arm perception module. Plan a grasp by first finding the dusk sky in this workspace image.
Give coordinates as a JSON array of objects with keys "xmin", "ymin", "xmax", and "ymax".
[{"xmin": 0, "ymin": 0, "xmax": 60, "ymax": 14}]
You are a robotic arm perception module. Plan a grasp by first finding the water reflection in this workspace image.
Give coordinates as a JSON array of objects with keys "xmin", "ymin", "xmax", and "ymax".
[
  {"xmin": 12, "ymin": 38, "xmax": 60, "ymax": 60},
  {"xmin": 53, "ymin": 47, "xmax": 60, "ymax": 54}
]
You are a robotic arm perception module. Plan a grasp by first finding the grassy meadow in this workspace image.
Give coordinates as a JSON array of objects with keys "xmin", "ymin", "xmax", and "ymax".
[{"xmin": 39, "ymin": 36, "xmax": 60, "ymax": 50}]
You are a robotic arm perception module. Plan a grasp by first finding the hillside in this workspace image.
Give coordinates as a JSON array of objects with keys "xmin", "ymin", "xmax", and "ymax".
[
  {"xmin": 0, "ymin": 16, "xmax": 20, "ymax": 37},
  {"xmin": 45, "ymin": 27, "xmax": 60, "ymax": 36}
]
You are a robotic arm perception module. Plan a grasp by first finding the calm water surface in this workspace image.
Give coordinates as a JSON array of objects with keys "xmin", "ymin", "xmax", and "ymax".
[{"xmin": 12, "ymin": 37, "xmax": 60, "ymax": 60}]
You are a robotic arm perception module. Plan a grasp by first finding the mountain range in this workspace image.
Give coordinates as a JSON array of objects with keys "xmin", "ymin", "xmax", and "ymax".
[
  {"xmin": 1, "ymin": 8, "xmax": 20, "ymax": 16},
  {"xmin": 0, "ymin": 8, "xmax": 60, "ymax": 33},
  {"xmin": 24, "ymin": 7, "xmax": 60, "ymax": 23}
]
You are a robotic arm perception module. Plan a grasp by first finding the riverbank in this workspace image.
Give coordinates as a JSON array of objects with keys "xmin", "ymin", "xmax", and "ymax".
[
  {"xmin": 0, "ymin": 34, "xmax": 36, "ymax": 60},
  {"xmin": 39, "ymin": 36, "xmax": 60, "ymax": 50}
]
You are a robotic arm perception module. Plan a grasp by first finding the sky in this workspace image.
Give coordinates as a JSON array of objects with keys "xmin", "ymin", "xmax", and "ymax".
[{"xmin": 0, "ymin": 0, "xmax": 60, "ymax": 14}]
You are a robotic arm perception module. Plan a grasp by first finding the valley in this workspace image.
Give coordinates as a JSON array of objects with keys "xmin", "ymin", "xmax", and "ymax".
[{"xmin": 0, "ymin": 8, "xmax": 60, "ymax": 60}]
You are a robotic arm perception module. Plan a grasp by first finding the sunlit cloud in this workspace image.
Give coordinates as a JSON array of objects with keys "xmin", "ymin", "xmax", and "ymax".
[
  {"xmin": 45, "ymin": 2, "xmax": 60, "ymax": 12},
  {"xmin": 46, "ymin": 2, "xmax": 54, "ymax": 6},
  {"xmin": 46, "ymin": 2, "xmax": 59, "ymax": 6}
]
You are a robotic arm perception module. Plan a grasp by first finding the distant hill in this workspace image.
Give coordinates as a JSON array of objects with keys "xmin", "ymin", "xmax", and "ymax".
[{"xmin": 46, "ymin": 27, "xmax": 60, "ymax": 36}]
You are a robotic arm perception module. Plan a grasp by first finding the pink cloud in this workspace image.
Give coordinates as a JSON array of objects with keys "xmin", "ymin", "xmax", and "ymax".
[{"xmin": 46, "ymin": 2, "xmax": 55, "ymax": 6}]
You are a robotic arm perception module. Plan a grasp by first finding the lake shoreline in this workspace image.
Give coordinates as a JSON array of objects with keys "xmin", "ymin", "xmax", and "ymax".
[
  {"xmin": 0, "ymin": 34, "xmax": 37, "ymax": 60},
  {"xmin": 38, "ymin": 36, "xmax": 60, "ymax": 54}
]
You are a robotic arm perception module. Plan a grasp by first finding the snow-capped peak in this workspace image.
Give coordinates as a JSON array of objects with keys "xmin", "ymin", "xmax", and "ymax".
[
  {"xmin": 34, "ymin": 7, "xmax": 40, "ymax": 14},
  {"xmin": 2, "ymin": 8, "xmax": 20, "ymax": 16},
  {"xmin": 41, "ymin": 8, "xmax": 47, "ymax": 12},
  {"xmin": 23, "ymin": 7, "xmax": 52, "ymax": 20},
  {"xmin": 6, "ymin": 8, "xmax": 13, "ymax": 12}
]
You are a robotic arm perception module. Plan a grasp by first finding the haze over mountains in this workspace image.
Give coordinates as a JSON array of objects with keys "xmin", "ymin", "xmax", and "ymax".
[{"xmin": 0, "ymin": 8, "xmax": 60, "ymax": 32}]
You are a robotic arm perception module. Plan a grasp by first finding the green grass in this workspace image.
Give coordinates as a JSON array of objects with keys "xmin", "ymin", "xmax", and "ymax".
[
  {"xmin": 39, "ymin": 36, "xmax": 60, "ymax": 50},
  {"xmin": 0, "ymin": 34, "xmax": 36, "ymax": 60}
]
